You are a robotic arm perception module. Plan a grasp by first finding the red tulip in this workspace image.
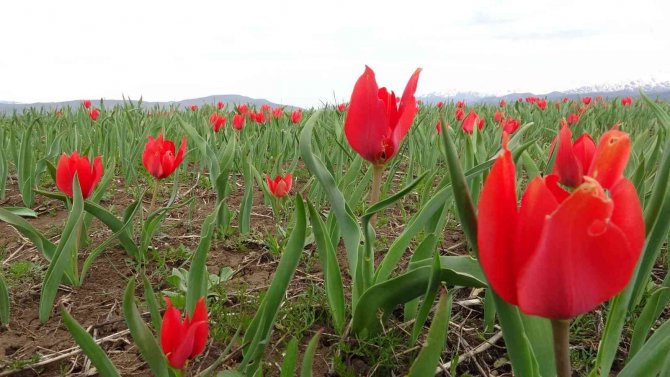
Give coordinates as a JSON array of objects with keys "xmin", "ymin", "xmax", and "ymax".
[
  {"xmin": 254, "ymin": 111, "xmax": 266, "ymax": 124},
  {"xmin": 477, "ymin": 131, "xmax": 644, "ymax": 319},
  {"xmin": 237, "ymin": 104, "xmax": 248, "ymax": 114},
  {"xmin": 56, "ymin": 152, "xmax": 103, "ymax": 199},
  {"xmin": 217, "ymin": 101, "xmax": 224, "ymax": 110},
  {"xmin": 578, "ymin": 107, "xmax": 586, "ymax": 115},
  {"xmin": 142, "ymin": 133, "xmax": 186, "ymax": 179},
  {"xmin": 437, "ymin": 101, "xmax": 444, "ymax": 109},
  {"xmin": 82, "ymin": 99, "xmax": 92, "ymax": 109},
  {"xmin": 337, "ymin": 103, "xmax": 347, "ymax": 112},
  {"xmin": 562, "ymin": 97, "xmax": 569, "ymax": 103},
  {"xmin": 209, "ymin": 113, "xmax": 226, "ymax": 132},
  {"xmin": 526, "ymin": 97, "xmax": 537, "ymax": 104},
  {"xmin": 536, "ymin": 99, "xmax": 547, "ymax": 110},
  {"xmin": 502, "ymin": 117, "xmax": 521, "ymax": 134},
  {"xmin": 233, "ymin": 114, "xmax": 245, "ymax": 130},
  {"xmin": 567, "ymin": 113, "xmax": 579, "ymax": 125},
  {"xmin": 160, "ymin": 297, "xmax": 209, "ymax": 370},
  {"xmin": 582, "ymin": 96, "xmax": 592, "ymax": 105},
  {"xmin": 499, "ymin": 100, "xmax": 507, "ymax": 107},
  {"xmin": 435, "ymin": 120, "xmax": 442, "ymax": 135},
  {"xmin": 554, "ymin": 101, "xmax": 561, "ymax": 109},
  {"xmin": 266, "ymin": 174, "xmax": 292, "ymax": 197},
  {"xmin": 621, "ymin": 97, "xmax": 633, "ymax": 106},
  {"xmin": 455, "ymin": 107, "xmax": 465, "ymax": 121},
  {"xmin": 190, "ymin": 105, "xmax": 197, "ymax": 111},
  {"xmin": 343, "ymin": 65, "xmax": 421, "ymax": 165},
  {"xmin": 494, "ymin": 110, "xmax": 504, "ymax": 124},
  {"xmin": 89, "ymin": 108, "xmax": 100, "ymax": 121},
  {"xmin": 261, "ymin": 104, "xmax": 271, "ymax": 113},
  {"xmin": 272, "ymin": 107, "xmax": 283, "ymax": 118},
  {"xmin": 461, "ymin": 110, "xmax": 481, "ymax": 134},
  {"xmin": 290, "ymin": 110, "xmax": 302, "ymax": 123},
  {"xmin": 456, "ymin": 100, "xmax": 465, "ymax": 108},
  {"xmin": 595, "ymin": 96, "xmax": 603, "ymax": 102}
]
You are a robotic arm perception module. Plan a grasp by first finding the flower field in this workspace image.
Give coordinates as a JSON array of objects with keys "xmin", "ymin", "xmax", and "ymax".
[{"xmin": 0, "ymin": 67, "xmax": 669, "ymax": 376}]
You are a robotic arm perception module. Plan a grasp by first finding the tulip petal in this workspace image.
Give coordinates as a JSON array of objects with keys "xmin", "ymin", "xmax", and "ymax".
[
  {"xmin": 190, "ymin": 298, "xmax": 209, "ymax": 358},
  {"xmin": 588, "ymin": 128, "xmax": 631, "ymax": 189},
  {"xmin": 477, "ymin": 145, "xmax": 519, "ymax": 304},
  {"xmin": 173, "ymin": 137, "xmax": 186, "ymax": 168},
  {"xmin": 609, "ymin": 178, "xmax": 645, "ymax": 257},
  {"xmin": 518, "ymin": 179, "xmax": 635, "ymax": 318},
  {"xmin": 56, "ymin": 154, "xmax": 75, "ymax": 197},
  {"xmin": 344, "ymin": 66, "xmax": 391, "ymax": 164},
  {"xmin": 160, "ymin": 298, "xmax": 184, "ymax": 358},
  {"xmin": 391, "ymin": 68, "xmax": 421, "ymax": 148},
  {"xmin": 573, "ymin": 133, "xmax": 596, "ymax": 173},
  {"xmin": 87, "ymin": 156, "xmax": 104, "ymax": 199}
]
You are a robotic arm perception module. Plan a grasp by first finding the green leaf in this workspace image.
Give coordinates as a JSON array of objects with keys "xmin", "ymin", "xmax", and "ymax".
[
  {"xmin": 0, "ymin": 271, "xmax": 9, "ymax": 325},
  {"xmin": 18, "ymin": 121, "xmax": 35, "ymax": 207},
  {"xmin": 142, "ymin": 273, "xmax": 163, "ymax": 334},
  {"xmin": 279, "ymin": 338, "xmax": 299, "ymax": 377},
  {"xmin": 186, "ymin": 208, "xmax": 217, "ymax": 315},
  {"xmin": 407, "ymin": 291, "xmax": 453, "ymax": 377},
  {"xmin": 0, "ymin": 207, "xmax": 57, "ymax": 260},
  {"xmin": 123, "ymin": 279, "xmax": 169, "ymax": 377},
  {"xmin": 3, "ymin": 207, "xmax": 38, "ymax": 218},
  {"xmin": 240, "ymin": 195, "xmax": 306, "ymax": 375},
  {"xmin": 628, "ymin": 287, "xmax": 670, "ymax": 359},
  {"xmin": 61, "ymin": 306, "xmax": 121, "ymax": 377},
  {"xmin": 618, "ymin": 318, "xmax": 670, "ymax": 377},
  {"xmin": 39, "ymin": 177, "xmax": 84, "ymax": 323},
  {"xmin": 300, "ymin": 331, "xmax": 321, "ymax": 377}
]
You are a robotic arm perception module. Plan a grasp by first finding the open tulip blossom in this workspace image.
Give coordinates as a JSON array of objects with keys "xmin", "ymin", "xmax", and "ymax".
[
  {"xmin": 142, "ymin": 133, "xmax": 186, "ymax": 180},
  {"xmin": 160, "ymin": 297, "xmax": 209, "ymax": 370},
  {"xmin": 478, "ymin": 126, "xmax": 644, "ymax": 320},
  {"xmin": 266, "ymin": 174, "xmax": 292, "ymax": 198},
  {"xmin": 56, "ymin": 151, "xmax": 103, "ymax": 199}
]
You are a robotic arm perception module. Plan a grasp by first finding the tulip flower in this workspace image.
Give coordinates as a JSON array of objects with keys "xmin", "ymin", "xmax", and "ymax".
[
  {"xmin": 337, "ymin": 103, "xmax": 347, "ymax": 112},
  {"xmin": 582, "ymin": 96, "xmax": 592, "ymax": 105},
  {"xmin": 261, "ymin": 104, "xmax": 271, "ymax": 113},
  {"xmin": 456, "ymin": 100, "xmax": 465, "ymax": 108},
  {"xmin": 455, "ymin": 108, "xmax": 465, "ymax": 121},
  {"xmin": 160, "ymin": 297, "xmax": 209, "ymax": 370},
  {"xmin": 266, "ymin": 174, "xmax": 292, "ymax": 197},
  {"xmin": 437, "ymin": 101, "xmax": 444, "ymax": 109},
  {"xmin": 536, "ymin": 99, "xmax": 547, "ymax": 110},
  {"xmin": 233, "ymin": 114, "xmax": 245, "ymax": 130},
  {"xmin": 621, "ymin": 97, "xmax": 633, "ymax": 106},
  {"xmin": 461, "ymin": 110, "xmax": 482, "ymax": 134},
  {"xmin": 82, "ymin": 99, "xmax": 91, "ymax": 109},
  {"xmin": 254, "ymin": 111, "xmax": 266, "ymax": 124},
  {"xmin": 501, "ymin": 117, "xmax": 521, "ymax": 134},
  {"xmin": 499, "ymin": 100, "xmax": 507, "ymax": 107},
  {"xmin": 478, "ymin": 128, "xmax": 644, "ymax": 320},
  {"xmin": 435, "ymin": 120, "xmax": 442, "ymax": 135},
  {"xmin": 217, "ymin": 101, "xmax": 224, "ymax": 109},
  {"xmin": 89, "ymin": 108, "xmax": 100, "ymax": 121},
  {"xmin": 209, "ymin": 113, "xmax": 226, "ymax": 132},
  {"xmin": 494, "ymin": 111, "xmax": 504, "ymax": 124},
  {"xmin": 237, "ymin": 104, "xmax": 248, "ymax": 114},
  {"xmin": 190, "ymin": 105, "xmax": 197, "ymax": 111},
  {"xmin": 142, "ymin": 133, "xmax": 186, "ymax": 180},
  {"xmin": 563, "ymin": 97, "xmax": 569, "ymax": 103},
  {"xmin": 272, "ymin": 107, "xmax": 283, "ymax": 118},
  {"xmin": 290, "ymin": 110, "xmax": 302, "ymax": 124},
  {"xmin": 56, "ymin": 151, "xmax": 103, "ymax": 199},
  {"xmin": 567, "ymin": 113, "xmax": 579, "ymax": 125},
  {"xmin": 343, "ymin": 65, "xmax": 421, "ymax": 166}
]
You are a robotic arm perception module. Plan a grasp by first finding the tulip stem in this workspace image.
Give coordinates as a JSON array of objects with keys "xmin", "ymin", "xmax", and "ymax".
[
  {"xmin": 369, "ymin": 165, "xmax": 384, "ymax": 226},
  {"xmin": 551, "ymin": 319, "xmax": 572, "ymax": 377},
  {"xmin": 148, "ymin": 179, "xmax": 159, "ymax": 215}
]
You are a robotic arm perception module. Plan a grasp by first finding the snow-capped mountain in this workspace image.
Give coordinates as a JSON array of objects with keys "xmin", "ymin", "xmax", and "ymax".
[{"xmin": 419, "ymin": 79, "xmax": 670, "ymax": 104}]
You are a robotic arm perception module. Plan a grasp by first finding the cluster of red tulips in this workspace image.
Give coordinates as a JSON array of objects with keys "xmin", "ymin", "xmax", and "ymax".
[{"xmin": 82, "ymin": 99, "xmax": 100, "ymax": 121}]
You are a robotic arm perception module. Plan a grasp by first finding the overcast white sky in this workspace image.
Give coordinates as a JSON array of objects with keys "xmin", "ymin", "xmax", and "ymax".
[{"xmin": 1, "ymin": 0, "xmax": 669, "ymax": 108}]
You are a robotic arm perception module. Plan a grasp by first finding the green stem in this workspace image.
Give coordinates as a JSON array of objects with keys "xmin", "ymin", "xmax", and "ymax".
[
  {"xmin": 148, "ymin": 179, "xmax": 160, "ymax": 215},
  {"xmin": 551, "ymin": 319, "xmax": 571, "ymax": 377},
  {"xmin": 369, "ymin": 164, "xmax": 384, "ymax": 226}
]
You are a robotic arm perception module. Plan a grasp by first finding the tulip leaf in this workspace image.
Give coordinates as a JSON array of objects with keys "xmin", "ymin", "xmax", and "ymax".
[
  {"xmin": 142, "ymin": 272, "xmax": 163, "ymax": 334},
  {"xmin": 239, "ymin": 158, "xmax": 254, "ymax": 235},
  {"xmin": 300, "ymin": 331, "xmax": 321, "ymax": 377},
  {"xmin": 299, "ymin": 111, "xmax": 360, "ymax": 282},
  {"xmin": 0, "ymin": 271, "xmax": 9, "ymax": 325},
  {"xmin": 123, "ymin": 279, "xmax": 169, "ymax": 377},
  {"xmin": 18, "ymin": 121, "xmax": 35, "ymax": 207},
  {"xmin": 410, "ymin": 250, "xmax": 442, "ymax": 345},
  {"xmin": 407, "ymin": 290, "xmax": 453, "ymax": 377},
  {"xmin": 628, "ymin": 286, "xmax": 670, "ymax": 360},
  {"xmin": 0, "ymin": 207, "xmax": 58, "ymax": 260},
  {"xmin": 279, "ymin": 338, "xmax": 299, "ymax": 377},
  {"xmin": 61, "ymin": 306, "xmax": 122, "ymax": 377},
  {"xmin": 618, "ymin": 318, "xmax": 670, "ymax": 377},
  {"xmin": 240, "ymin": 195, "xmax": 306, "ymax": 375},
  {"xmin": 39, "ymin": 177, "xmax": 84, "ymax": 323},
  {"xmin": 185, "ymin": 207, "xmax": 217, "ymax": 315},
  {"xmin": 307, "ymin": 200, "xmax": 345, "ymax": 333}
]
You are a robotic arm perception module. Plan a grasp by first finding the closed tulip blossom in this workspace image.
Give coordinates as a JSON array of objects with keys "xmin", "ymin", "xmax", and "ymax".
[
  {"xmin": 461, "ymin": 110, "xmax": 482, "ymax": 134},
  {"xmin": 190, "ymin": 105, "xmax": 197, "ymax": 111},
  {"xmin": 272, "ymin": 107, "xmax": 283, "ymax": 118},
  {"xmin": 437, "ymin": 101, "xmax": 444, "ymax": 109},
  {"xmin": 494, "ymin": 110, "xmax": 504, "ymax": 123},
  {"xmin": 89, "ymin": 108, "xmax": 100, "ymax": 121},
  {"xmin": 621, "ymin": 97, "xmax": 633, "ymax": 106},
  {"xmin": 56, "ymin": 152, "xmax": 103, "ymax": 199},
  {"xmin": 582, "ymin": 96, "xmax": 592, "ymax": 105},
  {"xmin": 142, "ymin": 133, "xmax": 186, "ymax": 180},
  {"xmin": 266, "ymin": 174, "xmax": 292, "ymax": 197},
  {"xmin": 499, "ymin": 99, "xmax": 507, "ymax": 107},
  {"xmin": 337, "ymin": 103, "xmax": 347, "ymax": 112},
  {"xmin": 567, "ymin": 113, "xmax": 579, "ymax": 125},
  {"xmin": 160, "ymin": 297, "xmax": 209, "ymax": 370},
  {"xmin": 455, "ymin": 107, "xmax": 465, "ymax": 121},
  {"xmin": 536, "ymin": 99, "xmax": 547, "ymax": 110},
  {"xmin": 82, "ymin": 99, "xmax": 92, "ymax": 109},
  {"xmin": 501, "ymin": 117, "xmax": 521, "ymax": 134},
  {"xmin": 217, "ymin": 101, "xmax": 224, "ymax": 109},
  {"xmin": 237, "ymin": 104, "xmax": 248, "ymax": 114},
  {"xmin": 478, "ymin": 126, "xmax": 644, "ymax": 320}
]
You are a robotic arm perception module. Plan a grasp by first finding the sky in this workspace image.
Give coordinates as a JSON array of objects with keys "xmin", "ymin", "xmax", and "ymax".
[{"xmin": 1, "ymin": 0, "xmax": 669, "ymax": 108}]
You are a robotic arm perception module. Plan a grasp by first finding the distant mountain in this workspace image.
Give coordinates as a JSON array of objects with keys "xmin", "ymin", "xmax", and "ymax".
[
  {"xmin": 0, "ymin": 95, "xmax": 295, "ymax": 113},
  {"xmin": 420, "ymin": 79, "xmax": 670, "ymax": 104}
]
